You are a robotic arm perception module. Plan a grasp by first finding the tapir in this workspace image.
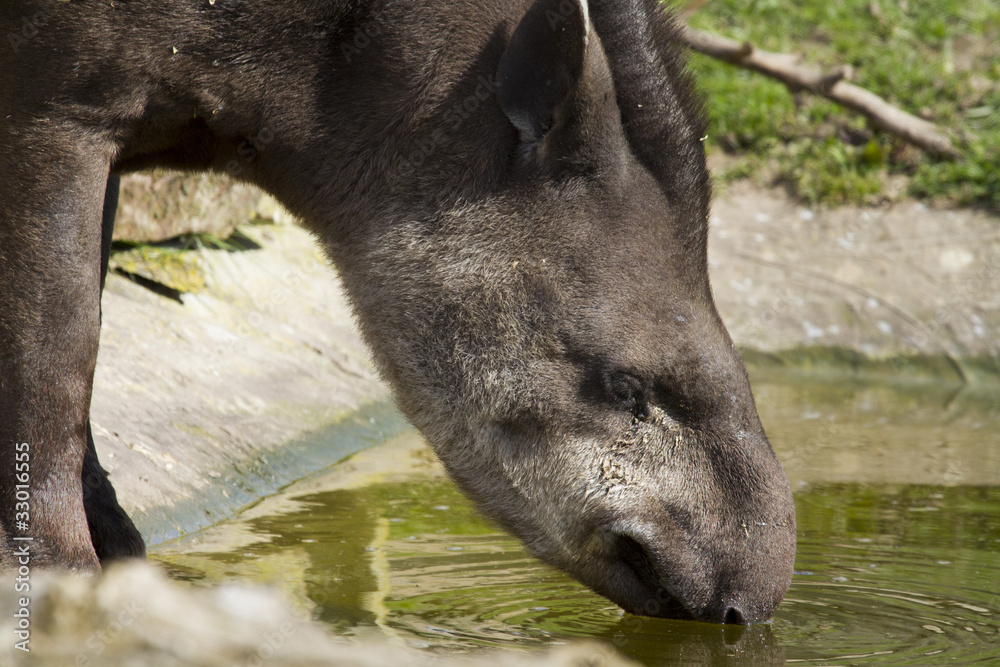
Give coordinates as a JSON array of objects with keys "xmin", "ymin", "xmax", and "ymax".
[{"xmin": 0, "ymin": 0, "xmax": 796, "ymax": 624}]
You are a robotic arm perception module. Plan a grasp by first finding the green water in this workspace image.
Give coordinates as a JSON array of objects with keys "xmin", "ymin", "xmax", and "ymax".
[{"xmin": 154, "ymin": 373, "xmax": 1000, "ymax": 665}]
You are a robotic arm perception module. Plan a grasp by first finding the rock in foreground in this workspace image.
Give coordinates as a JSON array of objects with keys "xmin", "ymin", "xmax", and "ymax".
[{"xmin": 1, "ymin": 562, "xmax": 636, "ymax": 667}]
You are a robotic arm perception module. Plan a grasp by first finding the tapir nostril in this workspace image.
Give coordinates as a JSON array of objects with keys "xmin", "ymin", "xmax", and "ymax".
[{"xmin": 723, "ymin": 605, "xmax": 747, "ymax": 625}]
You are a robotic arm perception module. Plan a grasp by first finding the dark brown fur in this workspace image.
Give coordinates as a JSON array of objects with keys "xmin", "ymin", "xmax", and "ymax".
[{"xmin": 0, "ymin": 0, "xmax": 794, "ymax": 623}]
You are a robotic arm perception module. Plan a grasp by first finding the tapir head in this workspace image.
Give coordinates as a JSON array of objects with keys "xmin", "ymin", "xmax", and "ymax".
[{"xmin": 339, "ymin": 0, "xmax": 795, "ymax": 623}]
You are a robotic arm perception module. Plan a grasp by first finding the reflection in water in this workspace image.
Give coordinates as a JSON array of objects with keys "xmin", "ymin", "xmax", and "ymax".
[
  {"xmin": 156, "ymin": 375, "xmax": 1000, "ymax": 666},
  {"xmin": 753, "ymin": 370, "xmax": 1000, "ymax": 488}
]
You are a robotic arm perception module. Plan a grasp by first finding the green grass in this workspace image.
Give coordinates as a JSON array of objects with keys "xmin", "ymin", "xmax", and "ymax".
[{"xmin": 675, "ymin": 0, "xmax": 1000, "ymax": 209}]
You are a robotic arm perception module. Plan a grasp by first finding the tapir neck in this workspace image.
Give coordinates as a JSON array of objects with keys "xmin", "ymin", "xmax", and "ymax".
[{"xmin": 97, "ymin": 0, "xmax": 526, "ymax": 249}]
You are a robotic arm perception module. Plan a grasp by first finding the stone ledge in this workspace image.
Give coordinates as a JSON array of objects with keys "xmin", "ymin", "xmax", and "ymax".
[
  {"xmin": 92, "ymin": 220, "xmax": 392, "ymax": 545},
  {"xmin": 710, "ymin": 182, "xmax": 1000, "ymax": 376}
]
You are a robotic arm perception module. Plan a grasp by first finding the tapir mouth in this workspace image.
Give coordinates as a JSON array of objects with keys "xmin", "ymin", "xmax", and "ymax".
[
  {"xmin": 613, "ymin": 534, "xmax": 695, "ymax": 618},
  {"xmin": 597, "ymin": 532, "xmax": 700, "ymax": 621}
]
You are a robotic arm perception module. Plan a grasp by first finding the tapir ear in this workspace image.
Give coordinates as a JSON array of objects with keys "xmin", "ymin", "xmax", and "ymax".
[{"xmin": 496, "ymin": 0, "xmax": 590, "ymax": 143}]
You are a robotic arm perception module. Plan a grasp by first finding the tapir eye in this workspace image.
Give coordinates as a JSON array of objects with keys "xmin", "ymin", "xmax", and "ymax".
[{"xmin": 605, "ymin": 371, "xmax": 649, "ymax": 421}]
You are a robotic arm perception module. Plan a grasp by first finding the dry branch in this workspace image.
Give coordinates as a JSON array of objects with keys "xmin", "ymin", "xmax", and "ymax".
[{"xmin": 678, "ymin": 26, "xmax": 962, "ymax": 159}]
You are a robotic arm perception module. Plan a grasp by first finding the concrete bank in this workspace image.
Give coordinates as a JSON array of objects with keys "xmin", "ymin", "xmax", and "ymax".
[
  {"xmin": 711, "ymin": 183, "xmax": 1000, "ymax": 382},
  {"xmin": 91, "ymin": 218, "xmax": 405, "ymax": 546}
]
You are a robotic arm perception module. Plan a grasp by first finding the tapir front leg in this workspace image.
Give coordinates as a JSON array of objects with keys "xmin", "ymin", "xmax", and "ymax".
[
  {"xmin": 81, "ymin": 175, "xmax": 146, "ymax": 563},
  {"xmin": 0, "ymin": 133, "xmax": 110, "ymax": 571}
]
